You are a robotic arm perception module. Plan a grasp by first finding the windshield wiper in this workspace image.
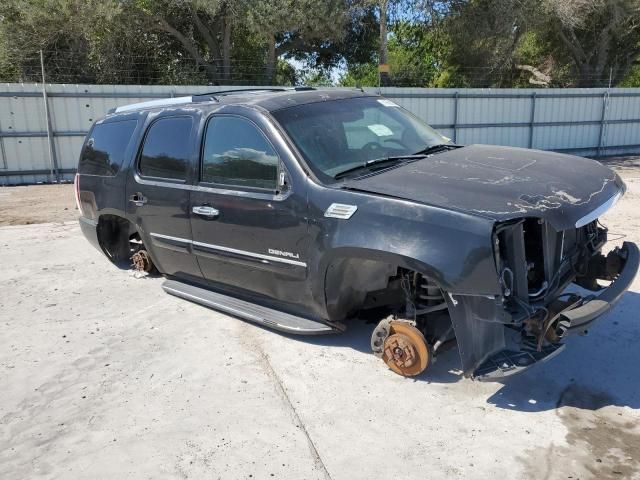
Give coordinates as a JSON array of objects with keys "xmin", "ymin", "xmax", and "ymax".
[
  {"xmin": 413, "ymin": 143, "xmax": 459, "ymax": 156},
  {"xmin": 334, "ymin": 155, "xmax": 425, "ymax": 180}
]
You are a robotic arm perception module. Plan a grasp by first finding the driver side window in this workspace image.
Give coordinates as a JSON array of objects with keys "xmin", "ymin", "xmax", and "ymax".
[{"xmin": 201, "ymin": 116, "xmax": 279, "ymax": 190}]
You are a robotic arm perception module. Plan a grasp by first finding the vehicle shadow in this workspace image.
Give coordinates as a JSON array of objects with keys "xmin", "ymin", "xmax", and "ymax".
[
  {"xmin": 283, "ymin": 318, "xmax": 464, "ymax": 384},
  {"xmin": 280, "ymin": 289, "xmax": 640, "ymax": 398},
  {"xmin": 486, "ymin": 289, "xmax": 640, "ymax": 412}
]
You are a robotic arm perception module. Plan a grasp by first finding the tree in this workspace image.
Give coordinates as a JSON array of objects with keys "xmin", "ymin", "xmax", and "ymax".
[
  {"xmin": 126, "ymin": 0, "xmax": 236, "ymax": 84},
  {"xmin": 542, "ymin": 0, "xmax": 640, "ymax": 86},
  {"xmin": 442, "ymin": 0, "xmax": 537, "ymax": 87},
  {"xmin": 243, "ymin": 0, "xmax": 350, "ymax": 83},
  {"xmin": 339, "ymin": 20, "xmax": 450, "ymax": 86},
  {"xmin": 0, "ymin": 0, "xmax": 121, "ymax": 82},
  {"xmin": 340, "ymin": 0, "xmax": 456, "ymax": 87},
  {"xmin": 443, "ymin": 0, "xmax": 640, "ymax": 87}
]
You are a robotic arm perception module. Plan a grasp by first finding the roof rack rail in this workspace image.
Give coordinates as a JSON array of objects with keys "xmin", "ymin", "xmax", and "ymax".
[
  {"xmin": 112, "ymin": 96, "xmax": 194, "ymax": 114},
  {"xmin": 109, "ymin": 86, "xmax": 321, "ymax": 113},
  {"xmin": 192, "ymin": 86, "xmax": 318, "ymax": 102},
  {"xmin": 192, "ymin": 88, "xmax": 287, "ymax": 102}
]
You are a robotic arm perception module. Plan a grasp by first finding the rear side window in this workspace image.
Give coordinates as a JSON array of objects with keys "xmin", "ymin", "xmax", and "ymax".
[
  {"xmin": 78, "ymin": 119, "xmax": 137, "ymax": 176},
  {"xmin": 139, "ymin": 116, "xmax": 193, "ymax": 180},
  {"xmin": 201, "ymin": 116, "xmax": 279, "ymax": 190}
]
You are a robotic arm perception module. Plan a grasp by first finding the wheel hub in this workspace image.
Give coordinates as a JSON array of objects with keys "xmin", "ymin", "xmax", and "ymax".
[
  {"xmin": 373, "ymin": 319, "xmax": 431, "ymax": 377},
  {"xmin": 131, "ymin": 250, "xmax": 153, "ymax": 272},
  {"xmin": 385, "ymin": 333, "xmax": 418, "ymax": 369}
]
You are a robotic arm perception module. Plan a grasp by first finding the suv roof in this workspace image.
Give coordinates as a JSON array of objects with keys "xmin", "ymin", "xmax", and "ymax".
[{"xmin": 111, "ymin": 87, "xmax": 373, "ymax": 115}]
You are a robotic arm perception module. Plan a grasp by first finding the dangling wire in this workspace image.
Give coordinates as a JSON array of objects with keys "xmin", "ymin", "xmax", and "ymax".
[{"xmin": 400, "ymin": 272, "xmax": 417, "ymax": 322}]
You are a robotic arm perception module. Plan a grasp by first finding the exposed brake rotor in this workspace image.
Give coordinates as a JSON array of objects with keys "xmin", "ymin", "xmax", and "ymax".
[
  {"xmin": 371, "ymin": 318, "xmax": 431, "ymax": 377},
  {"xmin": 131, "ymin": 249, "xmax": 153, "ymax": 272}
]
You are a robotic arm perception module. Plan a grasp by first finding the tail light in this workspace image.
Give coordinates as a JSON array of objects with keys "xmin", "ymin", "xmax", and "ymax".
[{"xmin": 74, "ymin": 173, "xmax": 84, "ymax": 215}]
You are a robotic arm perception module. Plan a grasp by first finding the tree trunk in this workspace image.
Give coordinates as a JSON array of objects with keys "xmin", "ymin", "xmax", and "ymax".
[
  {"xmin": 266, "ymin": 33, "xmax": 276, "ymax": 85},
  {"xmin": 222, "ymin": 13, "xmax": 232, "ymax": 83},
  {"xmin": 154, "ymin": 16, "xmax": 219, "ymax": 84},
  {"xmin": 576, "ymin": 64, "xmax": 594, "ymax": 87},
  {"xmin": 379, "ymin": 0, "xmax": 390, "ymax": 86}
]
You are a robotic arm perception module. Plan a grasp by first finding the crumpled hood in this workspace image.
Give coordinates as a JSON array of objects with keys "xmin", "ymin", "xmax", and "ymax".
[{"xmin": 344, "ymin": 144, "xmax": 624, "ymax": 231}]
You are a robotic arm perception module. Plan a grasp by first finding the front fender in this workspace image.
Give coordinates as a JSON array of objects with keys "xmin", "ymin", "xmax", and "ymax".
[{"xmin": 306, "ymin": 187, "xmax": 502, "ymax": 319}]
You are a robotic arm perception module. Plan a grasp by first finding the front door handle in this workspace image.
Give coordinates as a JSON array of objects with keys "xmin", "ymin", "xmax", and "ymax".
[
  {"xmin": 192, "ymin": 205, "xmax": 220, "ymax": 219},
  {"xmin": 129, "ymin": 192, "xmax": 147, "ymax": 207}
]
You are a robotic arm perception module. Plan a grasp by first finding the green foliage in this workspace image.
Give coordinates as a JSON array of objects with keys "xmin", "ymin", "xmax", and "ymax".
[
  {"xmin": 299, "ymin": 70, "xmax": 333, "ymax": 87},
  {"xmin": 430, "ymin": 67, "xmax": 468, "ymax": 88},
  {"xmin": 340, "ymin": 21, "xmax": 451, "ymax": 87},
  {"xmin": 0, "ymin": 0, "xmax": 639, "ymax": 87},
  {"xmin": 275, "ymin": 59, "xmax": 298, "ymax": 86},
  {"xmin": 620, "ymin": 65, "xmax": 640, "ymax": 87},
  {"xmin": 515, "ymin": 31, "xmax": 547, "ymax": 66},
  {"xmin": 339, "ymin": 63, "xmax": 378, "ymax": 87}
]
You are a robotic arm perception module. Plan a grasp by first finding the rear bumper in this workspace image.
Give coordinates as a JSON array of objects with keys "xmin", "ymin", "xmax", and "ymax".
[
  {"xmin": 560, "ymin": 241, "xmax": 639, "ymax": 335},
  {"xmin": 78, "ymin": 216, "xmax": 101, "ymax": 253}
]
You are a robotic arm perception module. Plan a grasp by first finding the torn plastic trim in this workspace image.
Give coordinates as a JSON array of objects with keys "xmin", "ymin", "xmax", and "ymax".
[
  {"xmin": 559, "ymin": 241, "xmax": 639, "ymax": 334},
  {"xmin": 444, "ymin": 293, "xmax": 510, "ymax": 378},
  {"xmin": 474, "ymin": 343, "xmax": 566, "ymax": 381}
]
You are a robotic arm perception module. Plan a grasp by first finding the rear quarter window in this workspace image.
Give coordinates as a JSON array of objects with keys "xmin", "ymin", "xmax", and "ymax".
[
  {"xmin": 138, "ymin": 116, "xmax": 193, "ymax": 181},
  {"xmin": 78, "ymin": 119, "xmax": 138, "ymax": 176}
]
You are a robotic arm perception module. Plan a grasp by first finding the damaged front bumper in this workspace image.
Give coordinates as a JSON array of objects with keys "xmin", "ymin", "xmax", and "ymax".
[
  {"xmin": 558, "ymin": 241, "xmax": 639, "ymax": 336},
  {"xmin": 449, "ymin": 241, "xmax": 639, "ymax": 381}
]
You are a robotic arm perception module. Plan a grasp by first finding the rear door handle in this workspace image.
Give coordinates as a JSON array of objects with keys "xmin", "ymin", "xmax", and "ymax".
[
  {"xmin": 192, "ymin": 205, "xmax": 220, "ymax": 219},
  {"xmin": 129, "ymin": 193, "xmax": 147, "ymax": 207}
]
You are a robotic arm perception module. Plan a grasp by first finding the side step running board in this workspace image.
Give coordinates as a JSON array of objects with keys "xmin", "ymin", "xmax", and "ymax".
[{"xmin": 162, "ymin": 279, "xmax": 339, "ymax": 335}]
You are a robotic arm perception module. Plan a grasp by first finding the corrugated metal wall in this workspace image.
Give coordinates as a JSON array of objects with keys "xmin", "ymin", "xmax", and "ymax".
[{"xmin": 1, "ymin": 84, "xmax": 639, "ymax": 185}]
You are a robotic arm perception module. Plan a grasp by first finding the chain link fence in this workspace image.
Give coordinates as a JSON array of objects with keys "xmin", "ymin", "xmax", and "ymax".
[
  {"xmin": 0, "ymin": 58, "xmax": 639, "ymax": 185},
  {"xmin": 1, "ymin": 50, "xmax": 636, "ymax": 89}
]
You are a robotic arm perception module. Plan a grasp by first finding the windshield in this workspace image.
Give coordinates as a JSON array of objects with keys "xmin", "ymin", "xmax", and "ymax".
[{"xmin": 272, "ymin": 96, "xmax": 450, "ymax": 182}]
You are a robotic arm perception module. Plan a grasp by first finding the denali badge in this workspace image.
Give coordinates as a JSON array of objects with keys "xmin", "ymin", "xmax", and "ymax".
[{"xmin": 268, "ymin": 249, "xmax": 300, "ymax": 259}]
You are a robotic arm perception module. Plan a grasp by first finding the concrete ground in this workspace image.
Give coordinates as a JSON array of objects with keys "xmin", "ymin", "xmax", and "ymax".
[{"xmin": 1, "ymin": 160, "xmax": 640, "ymax": 479}]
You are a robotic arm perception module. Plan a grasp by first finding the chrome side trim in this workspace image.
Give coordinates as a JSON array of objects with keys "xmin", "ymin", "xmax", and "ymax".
[
  {"xmin": 575, "ymin": 190, "xmax": 622, "ymax": 228},
  {"xmin": 149, "ymin": 232, "xmax": 192, "ymax": 253},
  {"xmin": 192, "ymin": 241, "xmax": 307, "ymax": 267},
  {"xmin": 133, "ymin": 172, "xmax": 292, "ymax": 201},
  {"xmin": 148, "ymin": 232, "xmax": 307, "ymax": 268},
  {"xmin": 150, "ymin": 232, "xmax": 191, "ymax": 244}
]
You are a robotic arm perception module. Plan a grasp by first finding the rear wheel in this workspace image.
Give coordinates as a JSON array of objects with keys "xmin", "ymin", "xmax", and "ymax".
[{"xmin": 97, "ymin": 215, "xmax": 155, "ymax": 272}]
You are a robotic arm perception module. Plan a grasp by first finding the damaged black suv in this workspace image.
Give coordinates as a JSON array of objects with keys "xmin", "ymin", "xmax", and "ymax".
[{"xmin": 76, "ymin": 88, "xmax": 639, "ymax": 380}]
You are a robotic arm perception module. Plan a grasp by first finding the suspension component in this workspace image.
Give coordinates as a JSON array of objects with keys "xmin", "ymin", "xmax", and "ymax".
[{"xmin": 414, "ymin": 275, "xmax": 446, "ymax": 315}]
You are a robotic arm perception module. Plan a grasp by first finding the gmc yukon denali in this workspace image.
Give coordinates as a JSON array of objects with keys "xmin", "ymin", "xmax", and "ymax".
[{"xmin": 75, "ymin": 88, "xmax": 639, "ymax": 380}]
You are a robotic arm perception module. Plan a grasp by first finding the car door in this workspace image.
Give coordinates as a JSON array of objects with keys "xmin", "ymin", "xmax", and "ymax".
[
  {"xmin": 189, "ymin": 111, "xmax": 312, "ymax": 310},
  {"xmin": 126, "ymin": 112, "xmax": 203, "ymax": 281}
]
